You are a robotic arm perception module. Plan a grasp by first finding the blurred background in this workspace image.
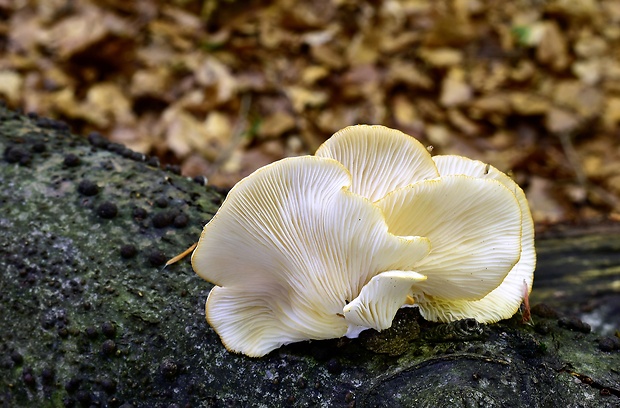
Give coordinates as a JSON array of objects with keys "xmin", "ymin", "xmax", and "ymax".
[{"xmin": 1, "ymin": 0, "xmax": 619, "ymax": 230}]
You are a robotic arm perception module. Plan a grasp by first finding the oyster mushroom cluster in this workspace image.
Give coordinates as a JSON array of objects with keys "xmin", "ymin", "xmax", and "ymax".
[{"xmin": 192, "ymin": 125, "xmax": 536, "ymax": 357}]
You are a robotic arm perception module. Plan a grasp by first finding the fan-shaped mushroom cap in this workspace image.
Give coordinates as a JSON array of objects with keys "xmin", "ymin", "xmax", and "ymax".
[
  {"xmin": 409, "ymin": 155, "xmax": 537, "ymax": 322},
  {"xmin": 192, "ymin": 156, "xmax": 431, "ymax": 357},
  {"xmin": 376, "ymin": 175, "xmax": 524, "ymax": 322},
  {"xmin": 315, "ymin": 125, "xmax": 439, "ymax": 202}
]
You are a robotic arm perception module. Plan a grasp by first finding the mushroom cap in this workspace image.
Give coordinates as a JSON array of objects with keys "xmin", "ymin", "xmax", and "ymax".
[
  {"xmin": 407, "ymin": 155, "xmax": 536, "ymax": 323},
  {"xmin": 192, "ymin": 155, "xmax": 431, "ymax": 357},
  {"xmin": 377, "ymin": 175, "xmax": 523, "ymax": 312},
  {"xmin": 315, "ymin": 125, "xmax": 439, "ymax": 202}
]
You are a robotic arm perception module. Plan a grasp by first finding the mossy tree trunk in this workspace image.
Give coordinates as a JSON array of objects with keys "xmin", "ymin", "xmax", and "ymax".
[{"xmin": 1, "ymin": 105, "xmax": 619, "ymax": 407}]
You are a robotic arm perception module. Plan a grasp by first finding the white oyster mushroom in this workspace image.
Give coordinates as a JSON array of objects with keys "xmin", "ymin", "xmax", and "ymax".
[
  {"xmin": 192, "ymin": 124, "xmax": 536, "ymax": 357},
  {"xmin": 191, "ymin": 156, "xmax": 431, "ymax": 357}
]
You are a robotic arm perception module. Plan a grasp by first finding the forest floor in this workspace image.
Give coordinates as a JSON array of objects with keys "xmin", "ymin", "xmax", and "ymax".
[{"xmin": 2, "ymin": 0, "xmax": 620, "ymax": 231}]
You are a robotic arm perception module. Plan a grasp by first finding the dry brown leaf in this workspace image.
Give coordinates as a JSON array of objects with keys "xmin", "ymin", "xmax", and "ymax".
[
  {"xmin": 552, "ymin": 80, "xmax": 603, "ymax": 118},
  {"xmin": 301, "ymin": 65, "xmax": 329, "ymax": 86},
  {"xmin": 545, "ymin": 108, "xmax": 580, "ymax": 134},
  {"xmin": 193, "ymin": 57, "xmax": 237, "ymax": 106},
  {"xmin": 447, "ymin": 109, "xmax": 480, "ymax": 136},
  {"xmin": 424, "ymin": 14, "xmax": 475, "ymax": 47},
  {"xmin": 536, "ymin": 21, "xmax": 569, "ymax": 72},
  {"xmin": 236, "ymin": 70, "xmax": 269, "ymax": 92},
  {"xmin": 440, "ymin": 68, "xmax": 473, "ymax": 107},
  {"xmin": 415, "ymin": 98, "xmax": 447, "ymax": 122},
  {"xmin": 572, "ymin": 59, "xmax": 602, "ymax": 85},
  {"xmin": 136, "ymin": 45, "xmax": 178, "ymax": 68},
  {"xmin": 280, "ymin": 0, "xmax": 335, "ymax": 29},
  {"xmin": 286, "ymin": 86, "xmax": 328, "ymax": 113},
  {"xmin": 391, "ymin": 94, "xmax": 420, "ymax": 127},
  {"xmin": 340, "ymin": 64, "xmax": 381, "ymax": 99},
  {"xmin": 48, "ymin": 88, "xmax": 96, "ymax": 123},
  {"xmin": 509, "ymin": 60, "xmax": 536, "ymax": 82},
  {"xmin": 46, "ymin": 6, "xmax": 133, "ymax": 59},
  {"xmin": 425, "ymin": 124, "xmax": 452, "ymax": 148},
  {"xmin": 469, "ymin": 94, "xmax": 512, "ymax": 118},
  {"xmin": 469, "ymin": 62, "xmax": 510, "ymax": 93},
  {"xmin": 259, "ymin": 140, "xmax": 286, "ymax": 159},
  {"xmin": 161, "ymin": 5, "xmax": 204, "ymax": 34},
  {"xmin": 607, "ymin": 175, "xmax": 620, "ymax": 196},
  {"xmin": 582, "ymin": 155, "xmax": 605, "ymax": 180},
  {"xmin": 486, "ymin": 131, "xmax": 516, "ymax": 150},
  {"xmin": 258, "ymin": 111, "xmax": 296, "ymax": 139},
  {"xmin": 418, "ymin": 47, "xmax": 463, "ymax": 67},
  {"xmin": 545, "ymin": 0, "xmax": 600, "ymax": 21},
  {"xmin": 203, "ymin": 111, "xmax": 233, "ymax": 152},
  {"xmin": 315, "ymin": 106, "xmax": 361, "ymax": 134},
  {"xmin": 163, "ymin": 108, "xmax": 213, "ymax": 159},
  {"xmin": 130, "ymin": 68, "xmax": 173, "ymax": 99},
  {"xmin": 386, "ymin": 61, "xmax": 433, "ymax": 90},
  {"xmin": 526, "ymin": 176, "xmax": 567, "ymax": 224},
  {"xmin": 108, "ymin": 113, "xmax": 161, "ymax": 154},
  {"xmin": 603, "ymin": 97, "xmax": 620, "ymax": 130},
  {"xmin": 509, "ymin": 92, "xmax": 550, "ymax": 115},
  {"xmin": 310, "ymin": 43, "xmax": 346, "ymax": 69},
  {"xmin": 0, "ymin": 70, "xmax": 22, "ymax": 104},
  {"xmin": 85, "ymin": 83, "xmax": 134, "ymax": 127},
  {"xmin": 108, "ymin": 126, "xmax": 150, "ymax": 154},
  {"xmin": 574, "ymin": 34, "xmax": 608, "ymax": 58},
  {"xmin": 379, "ymin": 32, "xmax": 421, "ymax": 54},
  {"xmin": 8, "ymin": 9, "xmax": 44, "ymax": 54},
  {"xmin": 346, "ymin": 32, "xmax": 380, "ymax": 66}
]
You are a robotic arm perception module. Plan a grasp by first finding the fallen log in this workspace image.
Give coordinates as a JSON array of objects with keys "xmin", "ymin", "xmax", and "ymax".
[{"xmin": 1, "ymin": 105, "xmax": 618, "ymax": 407}]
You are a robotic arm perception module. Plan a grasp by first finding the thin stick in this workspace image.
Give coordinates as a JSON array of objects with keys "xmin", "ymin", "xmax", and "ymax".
[
  {"xmin": 208, "ymin": 93, "xmax": 252, "ymax": 176},
  {"xmin": 165, "ymin": 242, "xmax": 198, "ymax": 267}
]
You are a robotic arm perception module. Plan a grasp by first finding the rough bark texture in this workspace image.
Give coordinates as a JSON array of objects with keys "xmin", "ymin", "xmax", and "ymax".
[{"xmin": 1, "ymin": 105, "xmax": 619, "ymax": 407}]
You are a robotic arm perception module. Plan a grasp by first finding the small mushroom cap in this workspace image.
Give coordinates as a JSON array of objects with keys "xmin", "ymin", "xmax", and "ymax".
[
  {"xmin": 411, "ymin": 155, "xmax": 536, "ymax": 323},
  {"xmin": 192, "ymin": 155, "xmax": 431, "ymax": 357},
  {"xmin": 315, "ymin": 125, "xmax": 438, "ymax": 202},
  {"xmin": 343, "ymin": 270, "xmax": 427, "ymax": 336},
  {"xmin": 376, "ymin": 174, "xmax": 524, "ymax": 321}
]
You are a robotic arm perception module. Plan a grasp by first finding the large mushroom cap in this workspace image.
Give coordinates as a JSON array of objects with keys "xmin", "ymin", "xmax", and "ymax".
[
  {"xmin": 315, "ymin": 125, "xmax": 439, "ymax": 202},
  {"xmin": 408, "ymin": 155, "xmax": 537, "ymax": 323},
  {"xmin": 376, "ymin": 174, "xmax": 524, "ymax": 322},
  {"xmin": 192, "ymin": 155, "xmax": 430, "ymax": 357}
]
